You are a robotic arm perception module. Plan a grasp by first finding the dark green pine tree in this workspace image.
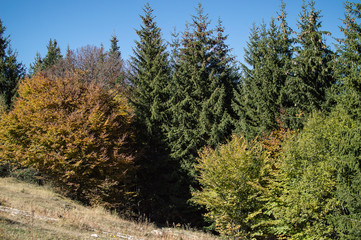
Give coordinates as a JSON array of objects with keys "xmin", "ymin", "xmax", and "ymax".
[
  {"xmin": 336, "ymin": 1, "xmax": 361, "ymax": 117},
  {"xmin": 233, "ymin": 23, "xmax": 264, "ymax": 138},
  {"xmin": 265, "ymin": 17, "xmax": 293, "ymax": 130},
  {"xmin": 129, "ymin": 3, "xmax": 175, "ymax": 223},
  {"xmin": 29, "ymin": 52, "xmax": 43, "ymax": 76},
  {"xmin": 331, "ymin": 2, "xmax": 361, "ymax": 238},
  {"xmin": 199, "ymin": 18, "xmax": 239, "ymax": 147},
  {"xmin": 108, "ymin": 34, "xmax": 125, "ymax": 87},
  {"xmin": 283, "ymin": 0, "xmax": 335, "ymax": 129},
  {"xmin": 42, "ymin": 38, "xmax": 62, "ymax": 71},
  {"xmin": 167, "ymin": 4, "xmax": 238, "ymax": 226},
  {"xmin": 168, "ymin": 3, "xmax": 216, "ymax": 177},
  {"xmin": 0, "ymin": 19, "xmax": 25, "ymax": 109},
  {"xmin": 109, "ymin": 34, "xmax": 121, "ymax": 58},
  {"xmin": 234, "ymin": 4, "xmax": 293, "ymax": 139}
]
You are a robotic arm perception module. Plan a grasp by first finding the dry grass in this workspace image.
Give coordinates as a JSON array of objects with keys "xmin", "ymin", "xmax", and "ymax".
[{"xmin": 0, "ymin": 177, "xmax": 218, "ymax": 240}]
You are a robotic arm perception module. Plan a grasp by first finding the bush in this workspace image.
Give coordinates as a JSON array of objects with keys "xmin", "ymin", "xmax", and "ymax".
[
  {"xmin": 272, "ymin": 108, "xmax": 361, "ymax": 239},
  {"xmin": 192, "ymin": 135, "xmax": 266, "ymax": 238},
  {"xmin": 0, "ymin": 72, "xmax": 135, "ymax": 210}
]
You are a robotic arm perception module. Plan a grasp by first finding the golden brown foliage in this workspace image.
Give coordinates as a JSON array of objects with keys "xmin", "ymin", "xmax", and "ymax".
[{"xmin": 0, "ymin": 72, "xmax": 135, "ymax": 209}]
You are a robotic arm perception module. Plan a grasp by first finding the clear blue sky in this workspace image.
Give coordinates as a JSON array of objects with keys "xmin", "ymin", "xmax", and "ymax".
[{"xmin": 0, "ymin": 0, "xmax": 348, "ymax": 71}]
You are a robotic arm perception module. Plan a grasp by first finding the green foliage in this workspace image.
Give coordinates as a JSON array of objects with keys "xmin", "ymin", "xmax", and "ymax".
[
  {"xmin": 167, "ymin": 3, "xmax": 216, "ymax": 170},
  {"xmin": 130, "ymin": 2, "xmax": 170, "ymax": 146},
  {"xmin": 199, "ymin": 18, "xmax": 239, "ymax": 147},
  {"xmin": 129, "ymin": 3, "xmax": 178, "ymax": 223},
  {"xmin": 9, "ymin": 167, "xmax": 42, "ymax": 185},
  {"xmin": 42, "ymin": 38, "xmax": 62, "ymax": 70},
  {"xmin": 168, "ymin": 3, "xmax": 238, "ymax": 174},
  {"xmin": 271, "ymin": 112, "xmax": 338, "ymax": 238},
  {"xmin": 166, "ymin": 5, "xmax": 239, "ymax": 225},
  {"xmin": 30, "ymin": 39, "xmax": 62, "ymax": 75},
  {"xmin": 0, "ymin": 18, "xmax": 25, "ymax": 108},
  {"xmin": 0, "ymin": 72, "xmax": 136, "ymax": 210},
  {"xmin": 29, "ymin": 52, "xmax": 43, "ymax": 76},
  {"xmin": 270, "ymin": 108, "xmax": 361, "ymax": 239},
  {"xmin": 192, "ymin": 135, "xmax": 266, "ymax": 238},
  {"xmin": 109, "ymin": 34, "xmax": 121, "ymax": 58},
  {"xmin": 282, "ymin": 0, "xmax": 335, "ymax": 129},
  {"xmin": 108, "ymin": 35, "xmax": 126, "ymax": 86},
  {"xmin": 335, "ymin": 1, "xmax": 361, "ymax": 117},
  {"xmin": 2, "ymin": 1, "xmax": 361, "ymax": 236},
  {"xmin": 234, "ymin": 12, "xmax": 292, "ymax": 138}
]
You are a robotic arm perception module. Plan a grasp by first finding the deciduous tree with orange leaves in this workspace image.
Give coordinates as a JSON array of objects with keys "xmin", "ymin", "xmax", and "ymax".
[{"xmin": 0, "ymin": 71, "xmax": 136, "ymax": 210}]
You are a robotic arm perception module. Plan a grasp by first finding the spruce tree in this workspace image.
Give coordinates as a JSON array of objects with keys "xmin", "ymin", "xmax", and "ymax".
[
  {"xmin": 129, "ymin": 3, "xmax": 174, "ymax": 223},
  {"xmin": 336, "ymin": 1, "xmax": 361, "ymax": 117},
  {"xmin": 42, "ymin": 38, "xmax": 62, "ymax": 71},
  {"xmin": 167, "ymin": 4, "xmax": 238, "ymax": 225},
  {"xmin": 0, "ymin": 19, "xmax": 25, "ymax": 108},
  {"xmin": 168, "ymin": 4, "xmax": 238, "ymax": 173},
  {"xmin": 107, "ymin": 35, "xmax": 125, "ymax": 87},
  {"xmin": 29, "ymin": 52, "xmax": 43, "ymax": 76},
  {"xmin": 168, "ymin": 3, "xmax": 216, "ymax": 180},
  {"xmin": 199, "ymin": 19, "xmax": 239, "ymax": 146},
  {"xmin": 283, "ymin": 0, "xmax": 335, "ymax": 129},
  {"xmin": 109, "ymin": 34, "xmax": 121, "ymax": 58},
  {"xmin": 234, "ymin": 3, "xmax": 293, "ymax": 139},
  {"xmin": 233, "ymin": 23, "xmax": 263, "ymax": 138},
  {"xmin": 331, "ymin": 2, "xmax": 361, "ymax": 238}
]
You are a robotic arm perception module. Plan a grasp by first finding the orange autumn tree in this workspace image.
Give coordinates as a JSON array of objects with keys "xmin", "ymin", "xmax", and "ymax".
[{"xmin": 0, "ymin": 71, "xmax": 135, "ymax": 209}]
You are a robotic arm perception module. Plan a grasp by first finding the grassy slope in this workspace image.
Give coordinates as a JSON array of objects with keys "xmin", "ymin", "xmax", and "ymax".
[{"xmin": 0, "ymin": 177, "xmax": 216, "ymax": 240}]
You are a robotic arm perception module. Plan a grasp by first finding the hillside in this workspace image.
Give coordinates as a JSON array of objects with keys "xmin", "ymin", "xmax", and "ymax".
[{"xmin": 0, "ymin": 177, "xmax": 217, "ymax": 240}]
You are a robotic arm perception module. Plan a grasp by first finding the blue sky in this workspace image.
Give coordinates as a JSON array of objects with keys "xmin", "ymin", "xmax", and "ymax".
[{"xmin": 0, "ymin": 0, "xmax": 348, "ymax": 71}]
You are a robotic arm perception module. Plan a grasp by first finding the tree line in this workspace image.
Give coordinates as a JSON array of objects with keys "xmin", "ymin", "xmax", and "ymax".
[{"xmin": 1, "ymin": 0, "xmax": 361, "ymax": 238}]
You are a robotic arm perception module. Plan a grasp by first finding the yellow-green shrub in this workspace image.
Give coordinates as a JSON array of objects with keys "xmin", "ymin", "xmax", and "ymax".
[
  {"xmin": 0, "ymin": 72, "xmax": 135, "ymax": 209},
  {"xmin": 192, "ymin": 135, "xmax": 266, "ymax": 238}
]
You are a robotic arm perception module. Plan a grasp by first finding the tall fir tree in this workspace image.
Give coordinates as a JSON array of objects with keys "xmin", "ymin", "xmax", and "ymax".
[
  {"xmin": 129, "ymin": 3, "xmax": 175, "ymax": 223},
  {"xmin": 42, "ymin": 38, "xmax": 62, "ymax": 71},
  {"xmin": 109, "ymin": 34, "xmax": 121, "ymax": 58},
  {"xmin": 336, "ymin": 1, "xmax": 361, "ymax": 117},
  {"xmin": 107, "ymin": 35, "xmax": 125, "ymax": 87},
  {"xmin": 167, "ymin": 3, "xmax": 238, "ymax": 225},
  {"xmin": 199, "ymin": 18, "xmax": 239, "ymax": 147},
  {"xmin": 233, "ymin": 23, "xmax": 264, "ymax": 138},
  {"xmin": 282, "ymin": 0, "xmax": 335, "ymax": 129},
  {"xmin": 29, "ymin": 52, "xmax": 43, "ymax": 76},
  {"xmin": 168, "ymin": 3, "xmax": 215, "ymax": 181},
  {"xmin": 234, "ymin": 2, "xmax": 293, "ymax": 139},
  {"xmin": 0, "ymin": 18, "xmax": 25, "ymax": 109},
  {"xmin": 331, "ymin": 2, "xmax": 361, "ymax": 238}
]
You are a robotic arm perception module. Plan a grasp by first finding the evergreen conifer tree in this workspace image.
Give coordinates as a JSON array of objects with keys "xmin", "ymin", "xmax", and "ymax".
[
  {"xmin": 42, "ymin": 38, "xmax": 62, "ymax": 71},
  {"xmin": 234, "ymin": 3, "xmax": 293, "ymax": 138},
  {"xmin": 336, "ymin": 1, "xmax": 361, "ymax": 116},
  {"xmin": 109, "ymin": 34, "xmax": 121, "ymax": 58},
  {"xmin": 0, "ymin": 19, "xmax": 25, "ymax": 108},
  {"xmin": 233, "ymin": 23, "xmax": 263, "ymax": 138},
  {"xmin": 282, "ymin": 0, "xmax": 335, "ymax": 129},
  {"xmin": 129, "ymin": 3, "xmax": 174, "ymax": 223},
  {"xmin": 168, "ymin": 3, "xmax": 215, "ymax": 180},
  {"xmin": 169, "ymin": 3, "xmax": 238, "ymax": 168},
  {"xmin": 169, "ymin": 27, "xmax": 181, "ymax": 72},
  {"xmin": 29, "ymin": 52, "xmax": 43, "ymax": 76},
  {"xmin": 331, "ymin": 2, "xmax": 361, "ymax": 238},
  {"xmin": 107, "ymin": 35, "xmax": 125, "ymax": 87},
  {"xmin": 199, "ymin": 19, "xmax": 239, "ymax": 146},
  {"xmin": 167, "ymin": 4, "xmax": 238, "ymax": 225}
]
